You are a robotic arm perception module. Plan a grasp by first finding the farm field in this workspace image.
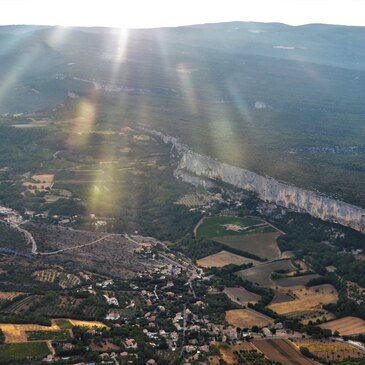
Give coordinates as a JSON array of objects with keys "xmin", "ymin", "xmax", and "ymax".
[
  {"xmin": 294, "ymin": 339, "xmax": 365, "ymax": 362},
  {"xmin": 196, "ymin": 250, "xmax": 259, "ymax": 268},
  {"xmin": 252, "ymin": 339, "xmax": 319, "ymax": 365},
  {"xmin": 68, "ymin": 319, "xmax": 107, "ymax": 329},
  {"xmin": 23, "ymin": 173, "xmax": 54, "ymax": 191},
  {"xmin": 0, "ymin": 342, "xmax": 50, "ymax": 361},
  {"xmin": 213, "ymin": 342, "xmax": 263, "ymax": 365},
  {"xmin": 270, "ymin": 290, "xmax": 294, "ymax": 304},
  {"xmin": 175, "ymin": 193, "xmax": 214, "ymax": 207},
  {"xmin": 320, "ymin": 316, "xmax": 365, "ymax": 336},
  {"xmin": 0, "ymin": 323, "xmax": 60, "ymax": 343},
  {"xmin": 216, "ymin": 232, "xmax": 281, "ymax": 260},
  {"xmin": 236, "ymin": 260, "xmax": 294, "ymax": 287},
  {"xmin": 32, "ymin": 270, "xmax": 82, "ymax": 288},
  {"xmin": 2, "ymin": 295, "xmax": 39, "ymax": 314},
  {"xmin": 273, "ymin": 274, "xmax": 321, "ymax": 288},
  {"xmin": 268, "ymin": 284, "xmax": 338, "ymax": 316},
  {"xmin": 225, "ymin": 308, "xmax": 273, "ymax": 328},
  {"xmin": 196, "ymin": 216, "xmax": 276, "ymax": 239},
  {"xmin": 0, "ymin": 292, "xmax": 24, "ymax": 303},
  {"xmin": 224, "ymin": 287, "xmax": 261, "ymax": 305},
  {"xmin": 26, "ymin": 329, "xmax": 71, "ymax": 341}
]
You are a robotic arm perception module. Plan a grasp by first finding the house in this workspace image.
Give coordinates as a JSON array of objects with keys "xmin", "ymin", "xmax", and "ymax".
[{"xmin": 125, "ymin": 338, "xmax": 138, "ymax": 349}]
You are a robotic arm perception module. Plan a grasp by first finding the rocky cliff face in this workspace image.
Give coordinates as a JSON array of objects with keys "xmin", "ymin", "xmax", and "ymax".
[{"xmin": 144, "ymin": 128, "xmax": 365, "ymax": 233}]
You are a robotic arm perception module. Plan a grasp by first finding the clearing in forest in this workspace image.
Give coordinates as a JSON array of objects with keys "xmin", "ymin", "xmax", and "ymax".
[{"xmin": 268, "ymin": 284, "xmax": 338, "ymax": 316}]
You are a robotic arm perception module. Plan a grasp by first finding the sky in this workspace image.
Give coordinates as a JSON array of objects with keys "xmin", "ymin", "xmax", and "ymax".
[{"xmin": 0, "ymin": 0, "xmax": 364, "ymax": 28}]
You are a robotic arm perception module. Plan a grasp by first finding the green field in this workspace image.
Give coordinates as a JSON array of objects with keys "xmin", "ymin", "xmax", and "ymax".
[
  {"xmin": 54, "ymin": 319, "xmax": 73, "ymax": 329},
  {"xmin": 215, "ymin": 232, "xmax": 281, "ymax": 260},
  {"xmin": 197, "ymin": 216, "xmax": 276, "ymax": 239},
  {"xmin": 0, "ymin": 342, "xmax": 50, "ymax": 361},
  {"xmin": 236, "ymin": 260, "xmax": 295, "ymax": 287},
  {"xmin": 26, "ymin": 329, "xmax": 70, "ymax": 341}
]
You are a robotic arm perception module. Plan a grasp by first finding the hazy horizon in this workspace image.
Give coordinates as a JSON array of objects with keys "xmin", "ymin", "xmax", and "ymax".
[{"xmin": 0, "ymin": 0, "xmax": 364, "ymax": 28}]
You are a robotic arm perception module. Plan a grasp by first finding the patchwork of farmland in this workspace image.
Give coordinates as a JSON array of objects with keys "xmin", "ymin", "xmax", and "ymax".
[
  {"xmin": 252, "ymin": 339, "xmax": 318, "ymax": 365},
  {"xmin": 236, "ymin": 259, "xmax": 295, "ymax": 287},
  {"xmin": 197, "ymin": 250, "xmax": 259, "ymax": 268},
  {"xmin": 273, "ymin": 274, "xmax": 321, "ymax": 288},
  {"xmin": 225, "ymin": 308, "xmax": 273, "ymax": 328},
  {"xmin": 196, "ymin": 216, "xmax": 282, "ymax": 260},
  {"xmin": 268, "ymin": 284, "xmax": 338, "ymax": 316},
  {"xmin": 320, "ymin": 316, "xmax": 365, "ymax": 336}
]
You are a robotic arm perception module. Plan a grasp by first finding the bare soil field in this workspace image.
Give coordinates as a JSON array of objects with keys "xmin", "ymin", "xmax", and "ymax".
[
  {"xmin": 225, "ymin": 309, "xmax": 273, "ymax": 328},
  {"xmin": 224, "ymin": 287, "xmax": 261, "ymax": 305},
  {"xmin": 294, "ymin": 339, "xmax": 365, "ymax": 362},
  {"xmin": 320, "ymin": 316, "xmax": 365, "ymax": 336},
  {"xmin": 252, "ymin": 339, "xmax": 319, "ymax": 365},
  {"xmin": 197, "ymin": 250, "xmax": 259, "ymax": 268},
  {"xmin": 274, "ymin": 274, "xmax": 321, "ymax": 288},
  {"xmin": 268, "ymin": 284, "xmax": 338, "ymax": 316},
  {"xmin": 236, "ymin": 260, "xmax": 294, "ymax": 287},
  {"xmin": 216, "ymin": 232, "xmax": 281, "ymax": 260}
]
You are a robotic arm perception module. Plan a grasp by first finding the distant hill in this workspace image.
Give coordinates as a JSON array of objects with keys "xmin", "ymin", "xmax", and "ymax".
[{"xmin": 0, "ymin": 22, "xmax": 364, "ymax": 207}]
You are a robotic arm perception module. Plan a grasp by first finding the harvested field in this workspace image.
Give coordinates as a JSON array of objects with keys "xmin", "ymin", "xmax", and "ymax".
[
  {"xmin": 68, "ymin": 319, "xmax": 107, "ymax": 329},
  {"xmin": 197, "ymin": 216, "xmax": 275, "ymax": 239},
  {"xmin": 225, "ymin": 309, "xmax": 273, "ymax": 328},
  {"xmin": 320, "ymin": 316, "xmax": 365, "ymax": 336},
  {"xmin": 274, "ymin": 274, "xmax": 321, "ymax": 288},
  {"xmin": 0, "ymin": 323, "xmax": 59, "ymax": 343},
  {"xmin": 252, "ymin": 339, "xmax": 318, "ymax": 365},
  {"xmin": 224, "ymin": 287, "xmax": 261, "ymax": 305},
  {"xmin": 236, "ymin": 260, "xmax": 294, "ymax": 287},
  {"xmin": 294, "ymin": 339, "xmax": 365, "ymax": 362},
  {"xmin": 197, "ymin": 250, "xmax": 259, "ymax": 268},
  {"xmin": 268, "ymin": 285, "xmax": 338, "ymax": 316},
  {"xmin": 216, "ymin": 232, "xmax": 281, "ymax": 260}
]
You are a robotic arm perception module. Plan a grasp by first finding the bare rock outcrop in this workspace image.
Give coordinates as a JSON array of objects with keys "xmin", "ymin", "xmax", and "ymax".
[{"xmin": 143, "ymin": 128, "xmax": 365, "ymax": 233}]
